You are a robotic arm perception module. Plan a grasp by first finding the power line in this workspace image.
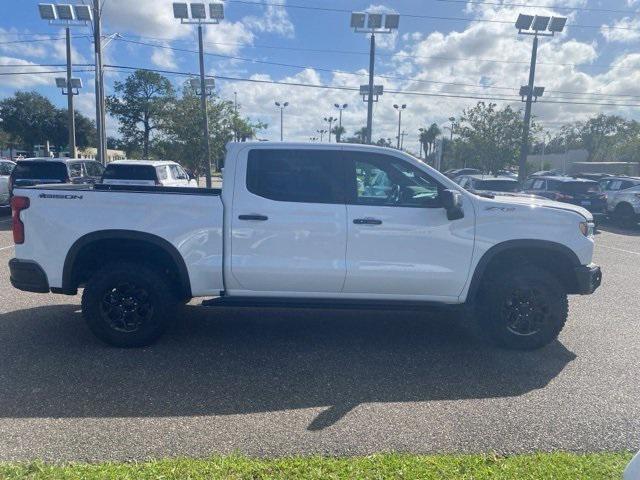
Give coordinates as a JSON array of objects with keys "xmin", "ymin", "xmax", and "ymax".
[
  {"xmin": 0, "ymin": 36, "xmax": 84, "ymax": 45},
  {"xmin": 0, "ymin": 68, "xmax": 94, "ymax": 76},
  {"xmin": 118, "ymin": 32, "xmax": 639, "ymax": 72},
  {"xmin": 103, "ymin": 64, "xmax": 640, "ymax": 108},
  {"xmin": 113, "ymin": 37, "xmax": 640, "ymax": 102},
  {"xmin": 227, "ymin": 0, "xmax": 640, "ymax": 31},
  {"xmin": 0, "ymin": 63, "xmax": 94, "ymax": 68},
  {"xmin": 428, "ymin": 0, "xmax": 640, "ymax": 15}
]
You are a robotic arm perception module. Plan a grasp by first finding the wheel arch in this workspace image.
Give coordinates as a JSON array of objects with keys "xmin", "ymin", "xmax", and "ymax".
[
  {"xmin": 61, "ymin": 230, "xmax": 192, "ymax": 300},
  {"xmin": 466, "ymin": 239, "xmax": 582, "ymax": 302}
]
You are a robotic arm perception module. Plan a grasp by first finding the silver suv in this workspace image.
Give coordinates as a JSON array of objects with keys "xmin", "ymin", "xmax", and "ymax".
[{"xmin": 599, "ymin": 176, "xmax": 640, "ymax": 227}]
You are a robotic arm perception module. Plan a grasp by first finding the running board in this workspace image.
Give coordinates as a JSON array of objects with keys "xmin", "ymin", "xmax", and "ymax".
[{"xmin": 201, "ymin": 296, "xmax": 463, "ymax": 311}]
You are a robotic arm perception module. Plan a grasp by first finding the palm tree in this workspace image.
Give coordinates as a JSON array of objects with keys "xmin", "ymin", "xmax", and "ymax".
[
  {"xmin": 332, "ymin": 125, "xmax": 346, "ymax": 143},
  {"xmin": 354, "ymin": 127, "xmax": 368, "ymax": 144}
]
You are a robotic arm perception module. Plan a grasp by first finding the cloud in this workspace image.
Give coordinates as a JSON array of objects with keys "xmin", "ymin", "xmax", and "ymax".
[
  {"xmin": 601, "ymin": 17, "xmax": 640, "ymax": 43},
  {"xmin": 243, "ymin": 1, "xmax": 294, "ymax": 38},
  {"xmin": 0, "ymin": 56, "xmax": 58, "ymax": 88},
  {"xmin": 151, "ymin": 43, "xmax": 177, "ymax": 69}
]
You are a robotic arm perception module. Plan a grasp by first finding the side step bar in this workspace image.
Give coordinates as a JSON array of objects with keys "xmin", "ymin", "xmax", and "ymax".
[{"xmin": 201, "ymin": 296, "xmax": 463, "ymax": 312}]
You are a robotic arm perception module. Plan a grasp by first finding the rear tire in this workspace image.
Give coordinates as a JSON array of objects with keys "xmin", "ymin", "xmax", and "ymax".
[
  {"xmin": 614, "ymin": 203, "xmax": 637, "ymax": 228},
  {"xmin": 81, "ymin": 261, "xmax": 176, "ymax": 347},
  {"xmin": 476, "ymin": 265, "xmax": 568, "ymax": 350}
]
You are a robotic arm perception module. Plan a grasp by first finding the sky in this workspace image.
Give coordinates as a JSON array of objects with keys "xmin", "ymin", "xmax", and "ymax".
[{"xmin": 2, "ymin": 0, "xmax": 640, "ymax": 151}]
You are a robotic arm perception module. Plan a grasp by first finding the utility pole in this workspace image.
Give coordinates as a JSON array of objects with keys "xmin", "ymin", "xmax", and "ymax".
[
  {"xmin": 93, "ymin": 0, "xmax": 106, "ymax": 165},
  {"xmin": 351, "ymin": 11, "xmax": 399, "ymax": 144}
]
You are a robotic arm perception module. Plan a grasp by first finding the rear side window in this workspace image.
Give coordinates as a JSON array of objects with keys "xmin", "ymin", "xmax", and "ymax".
[
  {"xmin": 474, "ymin": 180, "xmax": 518, "ymax": 192},
  {"xmin": 0, "ymin": 162, "xmax": 14, "ymax": 175},
  {"xmin": 532, "ymin": 179, "xmax": 545, "ymax": 190},
  {"xmin": 156, "ymin": 166, "xmax": 168, "ymax": 180},
  {"xmin": 85, "ymin": 161, "xmax": 104, "ymax": 176},
  {"xmin": 559, "ymin": 182, "xmax": 600, "ymax": 194},
  {"xmin": 13, "ymin": 161, "xmax": 68, "ymax": 181},
  {"xmin": 68, "ymin": 162, "xmax": 83, "ymax": 178},
  {"xmin": 247, "ymin": 149, "xmax": 344, "ymax": 204},
  {"xmin": 102, "ymin": 164, "xmax": 158, "ymax": 181}
]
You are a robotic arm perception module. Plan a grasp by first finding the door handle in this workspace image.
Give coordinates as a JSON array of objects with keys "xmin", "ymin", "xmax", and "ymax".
[
  {"xmin": 353, "ymin": 218, "xmax": 382, "ymax": 225},
  {"xmin": 238, "ymin": 214, "xmax": 268, "ymax": 221}
]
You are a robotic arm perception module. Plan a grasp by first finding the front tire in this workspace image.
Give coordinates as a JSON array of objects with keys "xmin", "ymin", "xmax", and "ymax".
[
  {"xmin": 476, "ymin": 265, "xmax": 568, "ymax": 350},
  {"xmin": 81, "ymin": 261, "xmax": 176, "ymax": 347},
  {"xmin": 614, "ymin": 203, "xmax": 637, "ymax": 228}
]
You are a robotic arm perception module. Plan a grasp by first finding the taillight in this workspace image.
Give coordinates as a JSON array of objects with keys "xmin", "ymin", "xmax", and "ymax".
[{"xmin": 10, "ymin": 196, "xmax": 29, "ymax": 244}]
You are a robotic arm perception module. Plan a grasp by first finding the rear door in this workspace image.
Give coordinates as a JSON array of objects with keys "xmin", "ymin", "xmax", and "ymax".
[{"xmin": 229, "ymin": 148, "xmax": 347, "ymax": 294}]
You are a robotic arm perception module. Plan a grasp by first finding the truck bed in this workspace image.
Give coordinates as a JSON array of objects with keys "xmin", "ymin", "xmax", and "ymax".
[{"xmin": 12, "ymin": 183, "xmax": 225, "ymax": 297}]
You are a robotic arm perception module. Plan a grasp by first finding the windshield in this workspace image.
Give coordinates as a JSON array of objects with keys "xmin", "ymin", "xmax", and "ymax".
[
  {"xmin": 559, "ymin": 181, "xmax": 601, "ymax": 194},
  {"xmin": 474, "ymin": 180, "xmax": 518, "ymax": 192},
  {"xmin": 102, "ymin": 164, "xmax": 157, "ymax": 181},
  {"xmin": 13, "ymin": 161, "xmax": 67, "ymax": 181}
]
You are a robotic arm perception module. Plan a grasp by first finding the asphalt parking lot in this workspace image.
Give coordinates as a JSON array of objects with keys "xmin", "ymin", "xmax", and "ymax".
[{"xmin": 0, "ymin": 207, "xmax": 638, "ymax": 462}]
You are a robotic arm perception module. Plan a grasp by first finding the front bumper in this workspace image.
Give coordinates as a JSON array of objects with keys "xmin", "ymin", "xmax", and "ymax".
[
  {"xmin": 8, "ymin": 259, "xmax": 50, "ymax": 293},
  {"xmin": 574, "ymin": 263, "xmax": 602, "ymax": 295}
]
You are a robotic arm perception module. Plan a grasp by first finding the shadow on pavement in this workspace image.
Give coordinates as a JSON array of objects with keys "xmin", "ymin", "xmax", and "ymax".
[
  {"xmin": 0, "ymin": 304, "xmax": 576, "ymax": 430},
  {"xmin": 596, "ymin": 218, "xmax": 640, "ymax": 236}
]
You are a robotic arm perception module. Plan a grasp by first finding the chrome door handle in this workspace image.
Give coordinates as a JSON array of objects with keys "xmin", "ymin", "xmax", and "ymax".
[
  {"xmin": 238, "ymin": 214, "xmax": 268, "ymax": 221},
  {"xmin": 353, "ymin": 218, "xmax": 382, "ymax": 225}
]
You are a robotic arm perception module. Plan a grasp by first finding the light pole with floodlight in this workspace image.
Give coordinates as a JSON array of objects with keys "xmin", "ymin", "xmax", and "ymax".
[
  {"xmin": 515, "ymin": 13, "xmax": 566, "ymax": 182},
  {"xmin": 38, "ymin": 3, "xmax": 92, "ymax": 158},
  {"xmin": 350, "ymin": 11, "xmax": 399, "ymax": 144},
  {"xmin": 173, "ymin": 2, "xmax": 224, "ymax": 187},
  {"xmin": 393, "ymin": 104, "xmax": 406, "ymax": 149},
  {"xmin": 275, "ymin": 101, "xmax": 289, "ymax": 141},
  {"xmin": 334, "ymin": 103, "xmax": 347, "ymax": 142},
  {"xmin": 317, "ymin": 129, "xmax": 327, "ymax": 142}
]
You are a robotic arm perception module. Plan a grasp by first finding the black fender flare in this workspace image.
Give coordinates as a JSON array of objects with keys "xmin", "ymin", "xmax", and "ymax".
[
  {"xmin": 62, "ymin": 229, "xmax": 192, "ymax": 298},
  {"xmin": 466, "ymin": 239, "xmax": 581, "ymax": 302}
]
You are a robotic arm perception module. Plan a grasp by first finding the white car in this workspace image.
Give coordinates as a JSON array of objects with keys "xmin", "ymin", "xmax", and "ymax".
[
  {"xmin": 9, "ymin": 142, "xmax": 601, "ymax": 348},
  {"xmin": 0, "ymin": 160, "xmax": 16, "ymax": 206},
  {"xmin": 101, "ymin": 160, "xmax": 197, "ymax": 187}
]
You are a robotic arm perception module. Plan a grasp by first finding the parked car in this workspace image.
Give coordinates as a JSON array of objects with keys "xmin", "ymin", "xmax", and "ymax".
[
  {"xmin": 455, "ymin": 174, "xmax": 520, "ymax": 194},
  {"xmin": 9, "ymin": 142, "xmax": 601, "ymax": 349},
  {"xmin": 600, "ymin": 176, "xmax": 640, "ymax": 227},
  {"xmin": 101, "ymin": 160, "xmax": 197, "ymax": 187},
  {"xmin": 444, "ymin": 168, "xmax": 481, "ymax": 179},
  {"xmin": 0, "ymin": 159, "xmax": 16, "ymax": 207},
  {"xmin": 529, "ymin": 169, "xmax": 562, "ymax": 178},
  {"xmin": 625, "ymin": 450, "xmax": 640, "ymax": 480},
  {"xmin": 522, "ymin": 176, "xmax": 607, "ymax": 222},
  {"xmin": 8, "ymin": 157, "xmax": 104, "ymax": 198}
]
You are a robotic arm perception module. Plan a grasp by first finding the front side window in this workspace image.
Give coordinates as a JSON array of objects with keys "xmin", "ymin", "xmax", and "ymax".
[
  {"xmin": 0, "ymin": 162, "xmax": 14, "ymax": 176},
  {"xmin": 346, "ymin": 152, "xmax": 440, "ymax": 207},
  {"xmin": 532, "ymin": 179, "xmax": 545, "ymax": 190},
  {"xmin": 247, "ymin": 149, "xmax": 344, "ymax": 204},
  {"xmin": 85, "ymin": 161, "xmax": 104, "ymax": 177},
  {"xmin": 156, "ymin": 166, "xmax": 168, "ymax": 180}
]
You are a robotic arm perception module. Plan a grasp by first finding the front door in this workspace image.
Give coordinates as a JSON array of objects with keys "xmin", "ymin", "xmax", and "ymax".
[
  {"xmin": 230, "ymin": 148, "xmax": 347, "ymax": 294},
  {"xmin": 343, "ymin": 151, "xmax": 475, "ymax": 300}
]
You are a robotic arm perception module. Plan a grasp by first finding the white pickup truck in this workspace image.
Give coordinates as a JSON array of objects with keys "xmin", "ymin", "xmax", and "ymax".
[{"xmin": 8, "ymin": 142, "xmax": 601, "ymax": 349}]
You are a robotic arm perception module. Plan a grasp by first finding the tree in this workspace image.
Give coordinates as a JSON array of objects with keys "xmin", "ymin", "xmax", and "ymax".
[
  {"xmin": 157, "ymin": 85, "xmax": 265, "ymax": 175},
  {"xmin": 453, "ymin": 102, "xmax": 535, "ymax": 173},
  {"xmin": 344, "ymin": 126, "xmax": 368, "ymax": 144},
  {"xmin": 0, "ymin": 91, "xmax": 95, "ymax": 152},
  {"xmin": 106, "ymin": 70, "xmax": 175, "ymax": 158},
  {"xmin": 332, "ymin": 125, "xmax": 346, "ymax": 143}
]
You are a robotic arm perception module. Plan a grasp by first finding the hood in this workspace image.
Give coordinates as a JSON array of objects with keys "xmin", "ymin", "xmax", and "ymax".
[{"xmin": 477, "ymin": 192, "xmax": 593, "ymax": 221}]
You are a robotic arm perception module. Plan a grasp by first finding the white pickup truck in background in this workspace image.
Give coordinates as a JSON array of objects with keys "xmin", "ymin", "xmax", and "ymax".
[{"xmin": 8, "ymin": 142, "xmax": 601, "ymax": 349}]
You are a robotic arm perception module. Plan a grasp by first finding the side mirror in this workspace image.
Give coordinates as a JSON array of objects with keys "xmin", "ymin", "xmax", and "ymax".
[{"xmin": 441, "ymin": 189, "xmax": 464, "ymax": 221}]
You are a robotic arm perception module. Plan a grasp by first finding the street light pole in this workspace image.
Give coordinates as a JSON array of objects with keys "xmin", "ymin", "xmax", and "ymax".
[
  {"xmin": 393, "ymin": 104, "xmax": 406, "ymax": 149},
  {"xmin": 351, "ymin": 11, "xmax": 399, "ymax": 145},
  {"xmin": 515, "ymin": 13, "xmax": 566, "ymax": 182},
  {"xmin": 317, "ymin": 129, "xmax": 326, "ymax": 142},
  {"xmin": 324, "ymin": 116, "xmax": 336, "ymax": 143},
  {"xmin": 64, "ymin": 27, "xmax": 76, "ymax": 158},
  {"xmin": 334, "ymin": 103, "xmax": 347, "ymax": 142},
  {"xmin": 275, "ymin": 101, "xmax": 289, "ymax": 141},
  {"xmin": 197, "ymin": 25, "xmax": 213, "ymax": 187}
]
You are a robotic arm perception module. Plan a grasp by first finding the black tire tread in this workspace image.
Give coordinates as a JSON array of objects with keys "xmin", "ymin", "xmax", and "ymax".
[{"xmin": 81, "ymin": 261, "xmax": 176, "ymax": 347}]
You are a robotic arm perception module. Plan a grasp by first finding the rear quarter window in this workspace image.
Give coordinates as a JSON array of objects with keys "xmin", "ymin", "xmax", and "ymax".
[
  {"xmin": 102, "ymin": 164, "xmax": 158, "ymax": 181},
  {"xmin": 12, "ymin": 162, "xmax": 68, "ymax": 181}
]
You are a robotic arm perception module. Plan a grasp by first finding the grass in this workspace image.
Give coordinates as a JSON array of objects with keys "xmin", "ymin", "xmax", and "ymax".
[{"xmin": 0, "ymin": 452, "xmax": 633, "ymax": 479}]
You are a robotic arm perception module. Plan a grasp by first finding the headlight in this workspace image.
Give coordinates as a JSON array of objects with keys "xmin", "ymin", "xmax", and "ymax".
[{"xmin": 579, "ymin": 221, "xmax": 594, "ymax": 237}]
